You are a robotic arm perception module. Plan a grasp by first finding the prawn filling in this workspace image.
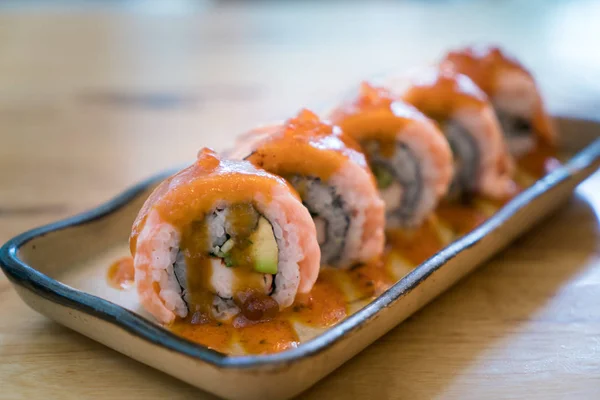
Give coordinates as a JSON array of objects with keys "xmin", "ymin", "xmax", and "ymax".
[
  {"xmin": 495, "ymin": 108, "xmax": 535, "ymax": 156},
  {"xmin": 361, "ymin": 140, "xmax": 422, "ymax": 227},
  {"xmin": 173, "ymin": 203, "xmax": 281, "ymax": 321},
  {"xmin": 288, "ymin": 176, "xmax": 350, "ymax": 266},
  {"xmin": 442, "ymin": 120, "xmax": 480, "ymax": 198}
]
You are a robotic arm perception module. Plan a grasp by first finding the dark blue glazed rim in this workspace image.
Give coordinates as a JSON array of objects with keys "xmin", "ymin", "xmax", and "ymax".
[{"xmin": 1, "ymin": 129, "xmax": 600, "ymax": 370}]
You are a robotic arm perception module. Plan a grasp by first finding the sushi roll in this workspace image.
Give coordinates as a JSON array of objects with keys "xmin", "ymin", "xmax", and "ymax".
[
  {"xmin": 229, "ymin": 109, "xmax": 385, "ymax": 269},
  {"xmin": 328, "ymin": 83, "xmax": 453, "ymax": 229},
  {"xmin": 130, "ymin": 148, "xmax": 320, "ymax": 325},
  {"xmin": 383, "ymin": 67, "xmax": 515, "ymax": 200},
  {"xmin": 441, "ymin": 45, "xmax": 556, "ymax": 157}
]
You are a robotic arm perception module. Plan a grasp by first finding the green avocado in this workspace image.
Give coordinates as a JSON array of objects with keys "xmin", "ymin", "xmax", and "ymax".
[
  {"xmin": 372, "ymin": 164, "xmax": 394, "ymax": 189},
  {"xmin": 250, "ymin": 217, "xmax": 279, "ymax": 274}
]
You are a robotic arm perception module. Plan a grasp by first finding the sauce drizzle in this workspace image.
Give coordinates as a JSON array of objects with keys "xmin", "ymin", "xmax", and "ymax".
[
  {"xmin": 347, "ymin": 259, "xmax": 395, "ymax": 300},
  {"xmin": 235, "ymin": 318, "xmax": 299, "ymax": 355},
  {"xmin": 171, "ymin": 313, "xmax": 234, "ymax": 353},
  {"xmin": 435, "ymin": 201, "xmax": 488, "ymax": 236},
  {"xmin": 517, "ymin": 142, "xmax": 560, "ymax": 178},
  {"xmin": 107, "ymin": 256, "xmax": 135, "ymax": 290},
  {"xmin": 113, "ymin": 145, "xmax": 557, "ymax": 355},
  {"xmin": 283, "ymin": 269, "xmax": 348, "ymax": 327},
  {"xmin": 386, "ymin": 216, "xmax": 445, "ymax": 265}
]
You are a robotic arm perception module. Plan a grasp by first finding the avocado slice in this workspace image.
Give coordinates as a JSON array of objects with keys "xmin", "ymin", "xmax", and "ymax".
[
  {"xmin": 372, "ymin": 164, "xmax": 394, "ymax": 189},
  {"xmin": 250, "ymin": 217, "xmax": 279, "ymax": 274},
  {"xmin": 220, "ymin": 238, "xmax": 235, "ymax": 254}
]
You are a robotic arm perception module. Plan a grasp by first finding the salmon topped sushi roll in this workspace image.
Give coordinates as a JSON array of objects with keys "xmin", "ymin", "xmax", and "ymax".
[
  {"xmin": 441, "ymin": 45, "xmax": 556, "ymax": 157},
  {"xmin": 229, "ymin": 109, "xmax": 385, "ymax": 269},
  {"xmin": 130, "ymin": 148, "xmax": 320, "ymax": 325},
  {"xmin": 384, "ymin": 67, "xmax": 515, "ymax": 200},
  {"xmin": 328, "ymin": 83, "xmax": 453, "ymax": 229}
]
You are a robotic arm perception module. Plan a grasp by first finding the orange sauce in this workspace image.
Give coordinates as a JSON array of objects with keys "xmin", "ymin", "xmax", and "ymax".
[
  {"xmin": 442, "ymin": 46, "xmax": 528, "ymax": 96},
  {"xmin": 330, "ymin": 83, "xmax": 427, "ymax": 152},
  {"xmin": 347, "ymin": 258, "xmax": 395, "ymax": 299},
  {"xmin": 172, "ymin": 312, "xmax": 298, "ymax": 355},
  {"xmin": 180, "ymin": 202, "xmax": 273, "ymax": 316},
  {"xmin": 126, "ymin": 138, "xmax": 561, "ymax": 356},
  {"xmin": 165, "ymin": 271, "xmax": 347, "ymax": 354},
  {"xmin": 107, "ymin": 256, "xmax": 135, "ymax": 290},
  {"xmin": 516, "ymin": 142, "xmax": 560, "ymax": 179},
  {"xmin": 436, "ymin": 201, "xmax": 487, "ymax": 236},
  {"xmin": 283, "ymin": 269, "xmax": 347, "ymax": 327},
  {"xmin": 171, "ymin": 313, "xmax": 234, "ymax": 353},
  {"xmin": 243, "ymin": 109, "xmax": 370, "ymax": 182},
  {"xmin": 179, "ymin": 219, "xmax": 214, "ymax": 315},
  {"xmin": 130, "ymin": 148, "xmax": 283, "ymax": 254},
  {"xmin": 235, "ymin": 319, "xmax": 299, "ymax": 355},
  {"xmin": 442, "ymin": 46, "xmax": 556, "ymax": 144},
  {"xmin": 130, "ymin": 189, "xmax": 509, "ymax": 354},
  {"xmin": 386, "ymin": 217, "xmax": 445, "ymax": 265},
  {"xmin": 402, "ymin": 67, "xmax": 488, "ymax": 116},
  {"xmin": 137, "ymin": 194, "xmax": 505, "ymax": 354}
]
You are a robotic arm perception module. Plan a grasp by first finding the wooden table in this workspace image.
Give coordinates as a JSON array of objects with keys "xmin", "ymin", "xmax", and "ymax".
[{"xmin": 1, "ymin": 1, "xmax": 600, "ymax": 398}]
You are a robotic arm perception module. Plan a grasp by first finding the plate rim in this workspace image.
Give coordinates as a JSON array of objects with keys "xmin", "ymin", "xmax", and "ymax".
[{"xmin": 2, "ymin": 117, "xmax": 600, "ymax": 370}]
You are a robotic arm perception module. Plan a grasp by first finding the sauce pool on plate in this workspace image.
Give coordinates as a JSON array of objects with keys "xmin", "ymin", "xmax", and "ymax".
[
  {"xmin": 517, "ymin": 142, "xmax": 561, "ymax": 178},
  {"xmin": 108, "ymin": 143, "xmax": 559, "ymax": 355},
  {"xmin": 283, "ymin": 269, "xmax": 348, "ymax": 327},
  {"xmin": 235, "ymin": 319, "xmax": 300, "ymax": 355},
  {"xmin": 346, "ymin": 259, "xmax": 396, "ymax": 300},
  {"xmin": 107, "ymin": 256, "xmax": 135, "ymax": 290},
  {"xmin": 171, "ymin": 314, "xmax": 234, "ymax": 353},
  {"xmin": 386, "ymin": 216, "xmax": 446, "ymax": 265},
  {"xmin": 435, "ymin": 201, "xmax": 488, "ymax": 236}
]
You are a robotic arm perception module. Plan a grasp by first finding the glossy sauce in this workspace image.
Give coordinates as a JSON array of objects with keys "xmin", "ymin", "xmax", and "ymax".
[
  {"xmin": 235, "ymin": 319, "xmax": 299, "ymax": 355},
  {"xmin": 171, "ymin": 311, "xmax": 300, "ymax": 355},
  {"xmin": 283, "ymin": 269, "xmax": 347, "ymax": 327},
  {"xmin": 179, "ymin": 219, "xmax": 214, "ymax": 315},
  {"xmin": 107, "ymin": 256, "xmax": 135, "ymax": 290},
  {"xmin": 442, "ymin": 46, "xmax": 556, "ymax": 144},
  {"xmin": 128, "ymin": 166, "xmax": 548, "ymax": 355},
  {"xmin": 442, "ymin": 46, "xmax": 528, "ymax": 95},
  {"xmin": 130, "ymin": 148, "xmax": 281, "ymax": 254},
  {"xmin": 239, "ymin": 109, "xmax": 370, "ymax": 182},
  {"xmin": 436, "ymin": 200, "xmax": 488, "ymax": 236},
  {"xmin": 169, "ymin": 270, "xmax": 348, "ymax": 354},
  {"xmin": 122, "ymin": 142, "xmax": 559, "ymax": 355},
  {"xmin": 330, "ymin": 83, "xmax": 428, "ymax": 158},
  {"xmin": 129, "ymin": 149, "xmax": 304, "ymax": 325},
  {"xmin": 386, "ymin": 217, "xmax": 445, "ymax": 265},
  {"xmin": 181, "ymin": 202, "xmax": 276, "ymax": 316},
  {"xmin": 402, "ymin": 67, "xmax": 488, "ymax": 116},
  {"xmin": 346, "ymin": 259, "xmax": 395, "ymax": 300},
  {"xmin": 171, "ymin": 313, "xmax": 234, "ymax": 353},
  {"xmin": 517, "ymin": 142, "xmax": 560, "ymax": 178}
]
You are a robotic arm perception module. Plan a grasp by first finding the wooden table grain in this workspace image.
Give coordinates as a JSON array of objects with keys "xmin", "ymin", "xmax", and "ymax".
[{"xmin": 1, "ymin": 1, "xmax": 600, "ymax": 399}]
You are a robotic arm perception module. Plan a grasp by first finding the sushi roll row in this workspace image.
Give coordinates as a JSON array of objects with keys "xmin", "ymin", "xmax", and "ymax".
[{"xmin": 130, "ymin": 45, "xmax": 555, "ymax": 325}]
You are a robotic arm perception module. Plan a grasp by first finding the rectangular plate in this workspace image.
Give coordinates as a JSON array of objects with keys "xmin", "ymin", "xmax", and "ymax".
[{"xmin": 2, "ymin": 117, "xmax": 600, "ymax": 400}]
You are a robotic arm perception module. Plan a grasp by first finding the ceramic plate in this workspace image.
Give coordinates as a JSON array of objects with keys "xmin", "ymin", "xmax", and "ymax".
[{"xmin": 2, "ymin": 117, "xmax": 600, "ymax": 399}]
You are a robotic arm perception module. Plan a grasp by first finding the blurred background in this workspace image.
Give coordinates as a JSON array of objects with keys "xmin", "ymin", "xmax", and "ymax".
[{"xmin": 2, "ymin": 0, "xmax": 599, "ymax": 239}]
